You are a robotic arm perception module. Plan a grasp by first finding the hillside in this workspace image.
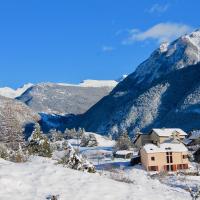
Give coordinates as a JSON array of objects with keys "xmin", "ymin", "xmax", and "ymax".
[
  {"xmin": 0, "ymin": 95, "xmax": 40, "ymax": 149},
  {"xmin": 17, "ymin": 80, "xmax": 118, "ymax": 115}
]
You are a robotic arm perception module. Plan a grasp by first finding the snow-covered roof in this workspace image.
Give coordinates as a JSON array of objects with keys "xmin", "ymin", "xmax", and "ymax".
[
  {"xmin": 115, "ymin": 150, "xmax": 133, "ymax": 155},
  {"xmin": 143, "ymin": 143, "xmax": 188, "ymax": 153},
  {"xmin": 189, "ymin": 130, "xmax": 200, "ymax": 140},
  {"xmin": 152, "ymin": 128, "xmax": 187, "ymax": 137}
]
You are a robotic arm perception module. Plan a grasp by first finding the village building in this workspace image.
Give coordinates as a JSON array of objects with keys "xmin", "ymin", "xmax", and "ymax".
[
  {"xmin": 113, "ymin": 150, "xmax": 133, "ymax": 159},
  {"xmin": 140, "ymin": 142, "xmax": 189, "ymax": 172},
  {"xmin": 134, "ymin": 128, "xmax": 187, "ymax": 148}
]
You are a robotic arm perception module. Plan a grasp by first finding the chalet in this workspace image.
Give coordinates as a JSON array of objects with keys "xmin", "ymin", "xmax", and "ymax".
[
  {"xmin": 134, "ymin": 128, "xmax": 187, "ymax": 148},
  {"xmin": 140, "ymin": 142, "xmax": 189, "ymax": 172}
]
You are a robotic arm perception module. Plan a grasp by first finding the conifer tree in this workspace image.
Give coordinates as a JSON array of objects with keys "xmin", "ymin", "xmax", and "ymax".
[
  {"xmin": 28, "ymin": 123, "xmax": 52, "ymax": 157},
  {"xmin": 114, "ymin": 131, "xmax": 132, "ymax": 150}
]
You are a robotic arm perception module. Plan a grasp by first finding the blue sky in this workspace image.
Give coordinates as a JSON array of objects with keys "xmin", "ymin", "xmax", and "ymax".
[{"xmin": 0, "ymin": 0, "xmax": 199, "ymax": 88}]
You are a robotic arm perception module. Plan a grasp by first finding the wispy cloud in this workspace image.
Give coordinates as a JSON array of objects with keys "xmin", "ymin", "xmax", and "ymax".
[
  {"xmin": 147, "ymin": 3, "xmax": 169, "ymax": 13},
  {"xmin": 102, "ymin": 45, "xmax": 115, "ymax": 52},
  {"xmin": 122, "ymin": 23, "xmax": 193, "ymax": 44}
]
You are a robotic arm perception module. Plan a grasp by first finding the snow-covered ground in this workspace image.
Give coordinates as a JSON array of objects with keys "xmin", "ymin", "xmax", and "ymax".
[{"xmin": 0, "ymin": 156, "xmax": 191, "ymax": 200}]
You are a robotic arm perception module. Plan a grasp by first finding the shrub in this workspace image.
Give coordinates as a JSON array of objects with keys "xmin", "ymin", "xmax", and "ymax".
[
  {"xmin": 0, "ymin": 143, "xmax": 9, "ymax": 160},
  {"xmin": 58, "ymin": 142, "xmax": 95, "ymax": 173},
  {"xmin": 80, "ymin": 133, "xmax": 98, "ymax": 147}
]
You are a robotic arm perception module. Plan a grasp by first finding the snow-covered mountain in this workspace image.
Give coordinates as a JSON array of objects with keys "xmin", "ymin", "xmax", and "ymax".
[
  {"xmin": 0, "ymin": 95, "xmax": 40, "ymax": 149},
  {"xmin": 0, "ymin": 83, "xmax": 33, "ymax": 98},
  {"xmin": 58, "ymin": 79, "xmax": 118, "ymax": 88},
  {"xmin": 77, "ymin": 29, "xmax": 200, "ymax": 136},
  {"xmin": 17, "ymin": 80, "xmax": 119, "ymax": 115}
]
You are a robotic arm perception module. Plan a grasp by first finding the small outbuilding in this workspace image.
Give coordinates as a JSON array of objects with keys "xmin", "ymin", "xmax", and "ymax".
[{"xmin": 113, "ymin": 150, "xmax": 133, "ymax": 159}]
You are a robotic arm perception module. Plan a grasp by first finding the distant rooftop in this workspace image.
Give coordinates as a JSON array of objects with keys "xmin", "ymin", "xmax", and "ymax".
[{"xmin": 152, "ymin": 128, "xmax": 187, "ymax": 137}]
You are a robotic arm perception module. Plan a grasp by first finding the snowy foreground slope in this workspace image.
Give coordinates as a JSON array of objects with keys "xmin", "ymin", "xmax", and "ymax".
[{"xmin": 0, "ymin": 157, "xmax": 190, "ymax": 200}]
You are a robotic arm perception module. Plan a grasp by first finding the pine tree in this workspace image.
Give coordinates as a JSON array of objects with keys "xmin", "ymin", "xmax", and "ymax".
[
  {"xmin": 114, "ymin": 131, "xmax": 132, "ymax": 150},
  {"xmin": 28, "ymin": 123, "xmax": 52, "ymax": 157}
]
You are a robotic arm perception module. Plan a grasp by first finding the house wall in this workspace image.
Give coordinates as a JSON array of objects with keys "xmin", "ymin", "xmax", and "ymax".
[
  {"xmin": 135, "ymin": 135, "xmax": 151, "ymax": 148},
  {"xmin": 140, "ymin": 149, "xmax": 189, "ymax": 172},
  {"xmin": 140, "ymin": 148, "xmax": 149, "ymax": 170}
]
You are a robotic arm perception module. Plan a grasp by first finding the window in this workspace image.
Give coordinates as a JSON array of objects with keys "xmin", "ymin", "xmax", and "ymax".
[
  {"xmin": 151, "ymin": 156, "xmax": 155, "ymax": 161},
  {"xmin": 183, "ymin": 164, "xmax": 188, "ymax": 169},
  {"xmin": 148, "ymin": 166, "xmax": 158, "ymax": 171},
  {"xmin": 177, "ymin": 164, "xmax": 188, "ymax": 170},
  {"xmin": 166, "ymin": 152, "xmax": 173, "ymax": 163},
  {"xmin": 182, "ymin": 155, "xmax": 188, "ymax": 159},
  {"xmin": 177, "ymin": 164, "xmax": 183, "ymax": 170}
]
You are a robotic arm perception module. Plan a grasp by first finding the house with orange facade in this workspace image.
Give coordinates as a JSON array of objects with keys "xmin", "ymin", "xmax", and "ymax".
[{"xmin": 140, "ymin": 142, "xmax": 189, "ymax": 172}]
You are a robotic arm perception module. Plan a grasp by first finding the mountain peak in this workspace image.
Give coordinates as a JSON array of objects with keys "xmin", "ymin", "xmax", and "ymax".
[
  {"xmin": 0, "ymin": 83, "xmax": 33, "ymax": 98},
  {"xmin": 134, "ymin": 29, "xmax": 200, "ymax": 84},
  {"xmin": 159, "ymin": 42, "xmax": 169, "ymax": 53}
]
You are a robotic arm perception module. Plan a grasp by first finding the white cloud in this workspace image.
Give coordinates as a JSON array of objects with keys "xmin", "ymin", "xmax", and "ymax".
[
  {"xmin": 102, "ymin": 45, "xmax": 115, "ymax": 52},
  {"xmin": 123, "ymin": 23, "xmax": 193, "ymax": 44},
  {"xmin": 147, "ymin": 3, "xmax": 169, "ymax": 13}
]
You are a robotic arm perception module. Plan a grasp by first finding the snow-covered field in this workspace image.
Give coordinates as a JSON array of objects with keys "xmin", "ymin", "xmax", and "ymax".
[
  {"xmin": 0, "ymin": 133, "xmax": 198, "ymax": 200},
  {"xmin": 0, "ymin": 156, "xmax": 191, "ymax": 200}
]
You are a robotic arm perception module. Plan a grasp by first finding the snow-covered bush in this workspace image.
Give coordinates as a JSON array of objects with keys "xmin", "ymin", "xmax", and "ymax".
[
  {"xmin": 58, "ymin": 142, "xmax": 95, "ymax": 173},
  {"xmin": 9, "ymin": 145, "xmax": 29, "ymax": 163},
  {"xmin": 0, "ymin": 143, "xmax": 10, "ymax": 160},
  {"xmin": 63, "ymin": 128, "xmax": 76, "ymax": 139},
  {"xmin": 49, "ymin": 129, "xmax": 63, "ymax": 142},
  {"xmin": 187, "ymin": 185, "xmax": 200, "ymax": 200},
  {"xmin": 27, "ymin": 123, "xmax": 52, "ymax": 157},
  {"xmin": 80, "ymin": 133, "xmax": 98, "ymax": 147},
  {"xmin": 114, "ymin": 131, "xmax": 132, "ymax": 150},
  {"xmin": 63, "ymin": 128, "xmax": 85, "ymax": 140},
  {"xmin": 51, "ymin": 140, "xmax": 69, "ymax": 151},
  {"xmin": 0, "ymin": 143, "xmax": 28, "ymax": 162}
]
